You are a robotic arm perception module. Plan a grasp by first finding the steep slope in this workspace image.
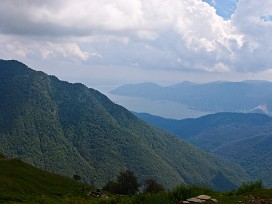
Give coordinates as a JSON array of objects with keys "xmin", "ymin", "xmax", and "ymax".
[
  {"xmin": 111, "ymin": 81, "xmax": 272, "ymax": 114},
  {"xmin": 135, "ymin": 112, "xmax": 272, "ymax": 186},
  {"xmin": 213, "ymin": 134, "xmax": 272, "ymax": 184},
  {"xmin": 0, "ymin": 155, "xmax": 93, "ymax": 203},
  {"xmin": 0, "ymin": 60, "xmax": 246, "ymax": 190}
]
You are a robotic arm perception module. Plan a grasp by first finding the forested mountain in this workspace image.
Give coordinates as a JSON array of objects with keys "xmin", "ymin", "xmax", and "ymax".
[
  {"xmin": 111, "ymin": 81, "xmax": 272, "ymax": 114},
  {"xmin": 0, "ymin": 60, "xmax": 247, "ymax": 191},
  {"xmin": 134, "ymin": 112, "xmax": 272, "ymax": 186}
]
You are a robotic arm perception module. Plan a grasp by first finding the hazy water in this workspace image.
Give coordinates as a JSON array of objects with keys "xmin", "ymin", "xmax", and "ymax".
[{"xmin": 106, "ymin": 93, "xmax": 211, "ymax": 119}]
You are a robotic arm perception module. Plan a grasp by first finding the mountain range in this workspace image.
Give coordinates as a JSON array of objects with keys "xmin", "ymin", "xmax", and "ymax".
[
  {"xmin": 111, "ymin": 81, "xmax": 272, "ymax": 114},
  {"xmin": 0, "ymin": 59, "xmax": 246, "ymax": 191},
  {"xmin": 134, "ymin": 112, "xmax": 272, "ymax": 186}
]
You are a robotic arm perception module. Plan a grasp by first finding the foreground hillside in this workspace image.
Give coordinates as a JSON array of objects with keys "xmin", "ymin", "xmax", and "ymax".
[
  {"xmin": 0, "ymin": 157, "xmax": 271, "ymax": 204},
  {"xmin": 0, "ymin": 60, "xmax": 246, "ymax": 190},
  {"xmin": 111, "ymin": 81, "xmax": 272, "ymax": 114},
  {"xmin": 0, "ymin": 154, "xmax": 95, "ymax": 203},
  {"xmin": 135, "ymin": 112, "xmax": 272, "ymax": 186}
]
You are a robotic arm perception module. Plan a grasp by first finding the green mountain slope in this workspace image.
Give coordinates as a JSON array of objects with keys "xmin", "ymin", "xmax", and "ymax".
[
  {"xmin": 134, "ymin": 112, "xmax": 272, "ymax": 186},
  {"xmin": 0, "ymin": 154, "xmax": 94, "ymax": 203},
  {"xmin": 0, "ymin": 60, "xmax": 247, "ymax": 191}
]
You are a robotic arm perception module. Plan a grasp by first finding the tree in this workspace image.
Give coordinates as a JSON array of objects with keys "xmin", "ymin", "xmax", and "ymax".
[
  {"xmin": 102, "ymin": 170, "xmax": 140, "ymax": 195},
  {"xmin": 73, "ymin": 174, "xmax": 81, "ymax": 181},
  {"xmin": 143, "ymin": 179, "xmax": 165, "ymax": 194},
  {"xmin": 102, "ymin": 181, "xmax": 119, "ymax": 194},
  {"xmin": 116, "ymin": 170, "xmax": 140, "ymax": 195}
]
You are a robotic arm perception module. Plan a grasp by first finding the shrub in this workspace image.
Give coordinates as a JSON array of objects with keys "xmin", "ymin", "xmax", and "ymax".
[
  {"xmin": 171, "ymin": 185, "xmax": 213, "ymax": 202},
  {"xmin": 102, "ymin": 170, "xmax": 140, "ymax": 196},
  {"xmin": 72, "ymin": 174, "xmax": 81, "ymax": 181},
  {"xmin": 143, "ymin": 179, "xmax": 165, "ymax": 194},
  {"xmin": 235, "ymin": 180, "xmax": 263, "ymax": 195},
  {"xmin": 102, "ymin": 181, "xmax": 120, "ymax": 194}
]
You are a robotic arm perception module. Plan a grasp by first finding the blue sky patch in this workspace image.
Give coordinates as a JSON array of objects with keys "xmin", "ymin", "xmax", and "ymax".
[
  {"xmin": 202, "ymin": 0, "xmax": 239, "ymax": 19},
  {"xmin": 261, "ymin": 15, "xmax": 272, "ymax": 22}
]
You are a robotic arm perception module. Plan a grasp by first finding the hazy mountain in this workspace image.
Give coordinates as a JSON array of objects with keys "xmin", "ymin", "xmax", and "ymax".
[
  {"xmin": 111, "ymin": 81, "xmax": 272, "ymax": 114},
  {"xmin": 0, "ymin": 60, "xmax": 247, "ymax": 191},
  {"xmin": 134, "ymin": 112, "xmax": 272, "ymax": 186}
]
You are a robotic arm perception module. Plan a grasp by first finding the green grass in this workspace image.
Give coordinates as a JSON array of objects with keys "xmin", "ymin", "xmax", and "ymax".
[
  {"xmin": 0, "ymin": 158, "xmax": 101, "ymax": 203},
  {"xmin": 234, "ymin": 180, "xmax": 264, "ymax": 195},
  {"xmin": 1, "ymin": 159, "xmax": 272, "ymax": 204},
  {"xmin": 170, "ymin": 185, "xmax": 214, "ymax": 202},
  {"xmin": 213, "ymin": 187, "xmax": 272, "ymax": 204},
  {"xmin": 99, "ymin": 187, "xmax": 272, "ymax": 204}
]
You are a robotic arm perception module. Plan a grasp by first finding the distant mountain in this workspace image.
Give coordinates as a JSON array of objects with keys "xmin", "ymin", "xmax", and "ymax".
[
  {"xmin": 111, "ymin": 81, "xmax": 272, "ymax": 114},
  {"xmin": 0, "ymin": 60, "xmax": 246, "ymax": 191},
  {"xmin": 134, "ymin": 112, "xmax": 272, "ymax": 186}
]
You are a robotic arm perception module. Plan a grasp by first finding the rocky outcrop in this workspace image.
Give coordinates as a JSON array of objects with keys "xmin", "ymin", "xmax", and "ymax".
[
  {"xmin": 89, "ymin": 189, "xmax": 108, "ymax": 199},
  {"xmin": 182, "ymin": 195, "xmax": 218, "ymax": 203}
]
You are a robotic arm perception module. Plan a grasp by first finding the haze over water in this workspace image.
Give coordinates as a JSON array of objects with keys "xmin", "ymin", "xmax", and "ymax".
[{"xmin": 107, "ymin": 93, "xmax": 211, "ymax": 119}]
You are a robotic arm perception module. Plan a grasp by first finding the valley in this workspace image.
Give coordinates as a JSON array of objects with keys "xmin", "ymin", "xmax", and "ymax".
[
  {"xmin": 135, "ymin": 112, "xmax": 272, "ymax": 187},
  {"xmin": 0, "ymin": 59, "xmax": 244, "ymax": 192},
  {"xmin": 1, "ymin": 0, "xmax": 272, "ymax": 203},
  {"xmin": 107, "ymin": 93, "xmax": 210, "ymax": 119},
  {"xmin": 1, "ymin": 60, "xmax": 272, "ymax": 203}
]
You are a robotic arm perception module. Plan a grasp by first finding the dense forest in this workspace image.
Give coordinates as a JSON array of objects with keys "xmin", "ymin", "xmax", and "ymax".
[
  {"xmin": 0, "ymin": 60, "xmax": 247, "ymax": 190},
  {"xmin": 135, "ymin": 112, "xmax": 272, "ymax": 186}
]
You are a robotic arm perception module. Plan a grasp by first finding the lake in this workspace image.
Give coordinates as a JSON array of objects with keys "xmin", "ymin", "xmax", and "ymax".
[{"xmin": 106, "ymin": 93, "xmax": 211, "ymax": 119}]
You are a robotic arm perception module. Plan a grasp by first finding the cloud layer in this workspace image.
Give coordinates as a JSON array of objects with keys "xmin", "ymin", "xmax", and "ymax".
[{"xmin": 0, "ymin": 0, "xmax": 271, "ymax": 81}]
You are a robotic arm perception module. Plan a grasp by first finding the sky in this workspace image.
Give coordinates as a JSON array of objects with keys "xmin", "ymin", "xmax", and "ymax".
[{"xmin": 1, "ymin": 0, "xmax": 272, "ymax": 92}]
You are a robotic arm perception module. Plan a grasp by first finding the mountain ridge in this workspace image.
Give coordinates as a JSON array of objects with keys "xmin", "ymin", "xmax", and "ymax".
[
  {"xmin": 134, "ymin": 112, "xmax": 272, "ymax": 186},
  {"xmin": 111, "ymin": 81, "xmax": 272, "ymax": 114},
  {"xmin": 0, "ymin": 59, "xmax": 246, "ymax": 191}
]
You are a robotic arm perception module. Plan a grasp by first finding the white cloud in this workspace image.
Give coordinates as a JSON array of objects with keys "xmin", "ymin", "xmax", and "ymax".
[
  {"xmin": 0, "ymin": 36, "xmax": 98, "ymax": 62},
  {"xmin": 0, "ymin": 36, "xmax": 29, "ymax": 60},
  {"xmin": 0, "ymin": 0, "xmax": 271, "ymax": 79},
  {"xmin": 42, "ymin": 42, "xmax": 93, "ymax": 61},
  {"xmin": 6, "ymin": 42, "xmax": 28, "ymax": 58},
  {"xmin": 230, "ymin": 0, "xmax": 272, "ymax": 71}
]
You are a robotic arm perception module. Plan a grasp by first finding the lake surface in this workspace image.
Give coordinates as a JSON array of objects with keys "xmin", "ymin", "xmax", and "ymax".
[{"xmin": 106, "ymin": 93, "xmax": 211, "ymax": 119}]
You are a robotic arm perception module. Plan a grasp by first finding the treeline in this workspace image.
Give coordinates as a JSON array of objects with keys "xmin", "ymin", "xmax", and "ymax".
[
  {"xmin": 97, "ymin": 171, "xmax": 266, "ymax": 204},
  {"xmin": 0, "ymin": 155, "xmax": 268, "ymax": 204},
  {"xmin": 100, "ymin": 170, "xmax": 164, "ymax": 195},
  {"xmin": 75, "ymin": 169, "xmax": 264, "ymax": 198}
]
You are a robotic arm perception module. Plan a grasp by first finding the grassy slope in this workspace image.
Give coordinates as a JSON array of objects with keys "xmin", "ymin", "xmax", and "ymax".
[
  {"xmin": 1, "ymin": 155, "xmax": 272, "ymax": 204},
  {"xmin": 0, "ymin": 156, "xmax": 98, "ymax": 204},
  {"xmin": 99, "ymin": 184, "xmax": 272, "ymax": 204}
]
